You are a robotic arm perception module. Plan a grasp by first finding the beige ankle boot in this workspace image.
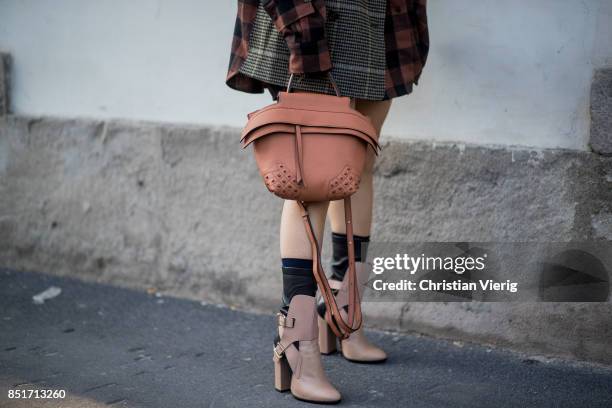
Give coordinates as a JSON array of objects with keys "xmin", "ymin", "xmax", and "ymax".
[
  {"xmin": 318, "ymin": 262, "xmax": 387, "ymax": 363},
  {"xmin": 274, "ymin": 294, "xmax": 341, "ymax": 403}
]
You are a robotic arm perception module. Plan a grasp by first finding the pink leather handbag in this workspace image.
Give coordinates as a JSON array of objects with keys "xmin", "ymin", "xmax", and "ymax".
[{"xmin": 241, "ymin": 74, "xmax": 379, "ymax": 339}]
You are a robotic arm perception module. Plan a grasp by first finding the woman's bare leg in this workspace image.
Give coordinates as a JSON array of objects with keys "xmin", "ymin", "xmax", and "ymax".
[
  {"xmin": 280, "ymin": 200, "xmax": 329, "ymax": 259},
  {"xmin": 328, "ymin": 99, "xmax": 392, "ymax": 236}
]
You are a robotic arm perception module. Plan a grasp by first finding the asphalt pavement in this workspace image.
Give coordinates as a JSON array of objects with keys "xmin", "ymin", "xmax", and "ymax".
[{"xmin": 0, "ymin": 268, "xmax": 611, "ymax": 408}]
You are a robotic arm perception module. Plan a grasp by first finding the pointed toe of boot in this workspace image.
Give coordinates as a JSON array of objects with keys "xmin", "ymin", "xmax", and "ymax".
[
  {"xmin": 340, "ymin": 330, "xmax": 387, "ymax": 363},
  {"xmin": 349, "ymin": 345, "xmax": 387, "ymax": 363},
  {"xmin": 291, "ymin": 340, "xmax": 342, "ymax": 403},
  {"xmin": 313, "ymin": 384, "xmax": 341, "ymax": 404},
  {"xmin": 368, "ymin": 346, "xmax": 387, "ymax": 363},
  {"xmin": 292, "ymin": 378, "xmax": 341, "ymax": 404}
]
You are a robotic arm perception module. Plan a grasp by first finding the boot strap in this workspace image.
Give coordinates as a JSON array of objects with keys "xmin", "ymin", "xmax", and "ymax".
[
  {"xmin": 273, "ymin": 342, "xmax": 287, "ymax": 361},
  {"xmin": 276, "ymin": 313, "xmax": 295, "ymax": 328},
  {"xmin": 297, "ymin": 197, "xmax": 362, "ymax": 340},
  {"xmin": 273, "ymin": 297, "xmax": 316, "ymax": 361}
]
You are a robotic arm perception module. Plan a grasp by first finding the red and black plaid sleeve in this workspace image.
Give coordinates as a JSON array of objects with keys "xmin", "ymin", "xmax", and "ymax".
[
  {"xmin": 226, "ymin": 0, "xmax": 263, "ymax": 93},
  {"xmin": 263, "ymin": 0, "xmax": 332, "ymax": 74},
  {"xmin": 383, "ymin": 0, "xmax": 429, "ymax": 98},
  {"xmin": 414, "ymin": 0, "xmax": 429, "ymax": 69}
]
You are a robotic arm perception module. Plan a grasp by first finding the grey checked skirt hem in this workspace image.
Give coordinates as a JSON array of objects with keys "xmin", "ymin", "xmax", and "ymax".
[{"xmin": 239, "ymin": 0, "xmax": 387, "ymax": 100}]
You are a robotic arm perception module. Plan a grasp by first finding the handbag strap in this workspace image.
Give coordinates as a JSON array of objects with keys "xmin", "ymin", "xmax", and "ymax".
[
  {"xmin": 297, "ymin": 197, "xmax": 362, "ymax": 339},
  {"xmin": 288, "ymin": 65, "xmax": 361, "ymax": 339},
  {"xmin": 287, "ymin": 72, "xmax": 341, "ymax": 97}
]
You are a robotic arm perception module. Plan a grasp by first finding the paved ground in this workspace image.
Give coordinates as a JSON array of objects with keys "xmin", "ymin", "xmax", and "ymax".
[{"xmin": 0, "ymin": 269, "xmax": 611, "ymax": 408}]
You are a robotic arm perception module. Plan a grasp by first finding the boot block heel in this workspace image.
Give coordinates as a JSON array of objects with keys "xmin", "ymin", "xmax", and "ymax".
[
  {"xmin": 318, "ymin": 315, "xmax": 337, "ymax": 355},
  {"xmin": 274, "ymin": 354, "xmax": 291, "ymax": 392}
]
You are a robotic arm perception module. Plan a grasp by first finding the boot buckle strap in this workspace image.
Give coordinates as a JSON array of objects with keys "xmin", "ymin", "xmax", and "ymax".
[
  {"xmin": 273, "ymin": 342, "xmax": 287, "ymax": 360},
  {"xmin": 276, "ymin": 313, "xmax": 295, "ymax": 328}
]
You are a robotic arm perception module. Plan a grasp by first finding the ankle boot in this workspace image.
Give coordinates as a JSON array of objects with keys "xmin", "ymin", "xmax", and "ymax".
[
  {"xmin": 318, "ymin": 262, "xmax": 387, "ymax": 363},
  {"xmin": 274, "ymin": 294, "xmax": 341, "ymax": 403}
]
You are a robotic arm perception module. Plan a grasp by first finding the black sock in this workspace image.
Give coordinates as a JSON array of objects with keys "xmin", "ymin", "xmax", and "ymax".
[
  {"xmin": 330, "ymin": 232, "xmax": 370, "ymax": 281},
  {"xmin": 280, "ymin": 258, "xmax": 316, "ymax": 315}
]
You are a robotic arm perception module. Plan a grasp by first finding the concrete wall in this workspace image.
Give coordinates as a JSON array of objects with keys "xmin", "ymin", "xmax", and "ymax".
[
  {"xmin": 1, "ymin": 2, "xmax": 612, "ymax": 365},
  {"xmin": 1, "ymin": 115, "xmax": 611, "ymax": 364},
  {"xmin": 590, "ymin": 69, "xmax": 612, "ymax": 155},
  {"xmin": 1, "ymin": 0, "xmax": 612, "ymax": 149}
]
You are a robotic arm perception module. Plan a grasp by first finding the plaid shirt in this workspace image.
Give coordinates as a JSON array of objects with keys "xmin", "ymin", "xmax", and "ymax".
[{"xmin": 226, "ymin": 0, "xmax": 429, "ymax": 99}]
